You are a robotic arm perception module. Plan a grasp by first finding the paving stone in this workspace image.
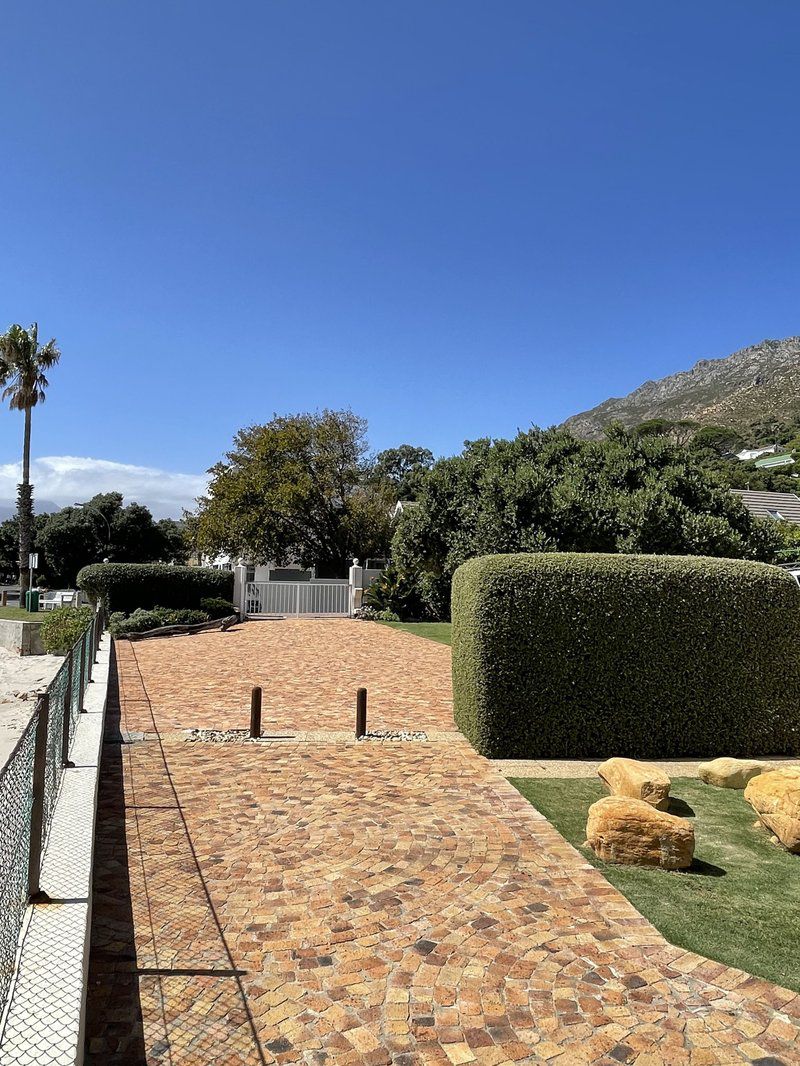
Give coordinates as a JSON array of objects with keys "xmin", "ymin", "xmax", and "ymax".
[{"xmin": 85, "ymin": 623, "xmax": 800, "ymax": 1064}]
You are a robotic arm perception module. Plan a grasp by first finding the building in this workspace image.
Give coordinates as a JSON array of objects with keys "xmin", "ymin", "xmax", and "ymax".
[
  {"xmin": 736, "ymin": 445, "xmax": 778, "ymax": 462},
  {"xmin": 731, "ymin": 489, "xmax": 800, "ymax": 524},
  {"xmin": 754, "ymin": 453, "xmax": 795, "ymax": 470}
]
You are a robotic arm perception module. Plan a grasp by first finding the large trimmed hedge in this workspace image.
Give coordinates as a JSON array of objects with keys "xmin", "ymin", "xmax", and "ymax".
[
  {"xmin": 452, "ymin": 553, "xmax": 800, "ymax": 759},
  {"xmin": 77, "ymin": 563, "xmax": 233, "ymax": 615}
]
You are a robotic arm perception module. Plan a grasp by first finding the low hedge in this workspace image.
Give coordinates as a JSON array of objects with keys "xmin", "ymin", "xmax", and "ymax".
[
  {"xmin": 40, "ymin": 605, "xmax": 94, "ymax": 654},
  {"xmin": 108, "ymin": 607, "xmax": 210, "ymax": 636},
  {"xmin": 452, "ymin": 552, "xmax": 800, "ymax": 759},
  {"xmin": 77, "ymin": 563, "xmax": 233, "ymax": 614}
]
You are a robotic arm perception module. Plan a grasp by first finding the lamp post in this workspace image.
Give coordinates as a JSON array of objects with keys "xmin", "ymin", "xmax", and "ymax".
[{"xmin": 74, "ymin": 503, "xmax": 112, "ymax": 553}]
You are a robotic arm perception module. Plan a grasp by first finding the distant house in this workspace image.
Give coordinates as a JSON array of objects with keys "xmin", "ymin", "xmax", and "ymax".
[
  {"xmin": 736, "ymin": 445, "xmax": 778, "ymax": 462},
  {"xmin": 731, "ymin": 490, "xmax": 800, "ymax": 524},
  {"xmin": 754, "ymin": 453, "xmax": 795, "ymax": 470}
]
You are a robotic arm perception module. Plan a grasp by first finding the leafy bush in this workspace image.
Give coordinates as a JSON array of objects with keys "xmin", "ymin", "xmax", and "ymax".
[
  {"xmin": 199, "ymin": 597, "xmax": 237, "ymax": 619},
  {"xmin": 108, "ymin": 606, "xmax": 210, "ymax": 636},
  {"xmin": 393, "ymin": 427, "xmax": 783, "ymax": 620},
  {"xmin": 77, "ymin": 563, "xmax": 232, "ymax": 614},
  {"xmin": 362, "ymin": 563, "xmax": 429, "ymax": 620},
  {"xmin": 354, "ymin": 606, "xmax": 380, "ymax": 620},
  {"xmin": 452, "ymin": 552, "xmax": 800, "ymax": 759},
  {"xmin": 354, "ymin": 605, "xmax": 400, "ymax": 622},
  {"xmin": 40, "ymin": 605, "xmax": 94, "ymax": 654}
]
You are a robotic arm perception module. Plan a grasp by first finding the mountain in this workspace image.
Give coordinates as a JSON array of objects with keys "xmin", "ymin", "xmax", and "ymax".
[
  {"xmin": 562, "ymin": 337, "xmax": 800, "ymax": 440},
  {"xmin": 0, "ymin": 500, "xmax": 61, "ymax": 522}
]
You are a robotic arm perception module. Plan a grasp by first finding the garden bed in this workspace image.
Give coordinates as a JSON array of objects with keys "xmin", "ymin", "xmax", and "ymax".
[{"xmin": 511, "ymin": 776, "xmax": 800, "ymax": 992}]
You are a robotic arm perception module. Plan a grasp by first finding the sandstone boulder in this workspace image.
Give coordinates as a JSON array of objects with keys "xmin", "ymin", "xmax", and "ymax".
[
  {"xmin": 585, "ymin": 796, "xmax": 694, "ymax": 869},
  {"xmin": 744, "ymin": 768, "xmax": 800, "ymax": 853},
  {"xmin": 698, "ymin": 757, "xmax": 772, "ymax": 790},
  {"xmin": 597, "ymin": 757, "xmax": 671, "ymax": 810}
]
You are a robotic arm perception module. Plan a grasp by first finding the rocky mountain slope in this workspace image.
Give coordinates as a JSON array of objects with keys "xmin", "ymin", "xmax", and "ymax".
[{"xmin": 563, "ymin": 337, "xmax": 800, "ymax": 439}]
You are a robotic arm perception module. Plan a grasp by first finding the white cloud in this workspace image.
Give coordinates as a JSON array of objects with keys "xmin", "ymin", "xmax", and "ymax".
[{"xmin": 0, "ymin": 456, "xmax": 209, "ymax": 519}]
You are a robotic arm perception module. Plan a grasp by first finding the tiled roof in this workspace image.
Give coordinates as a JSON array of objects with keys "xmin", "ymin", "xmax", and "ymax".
[{"xmin": 731, "ymin": 489, "xmax": 800, "ymax": 523}]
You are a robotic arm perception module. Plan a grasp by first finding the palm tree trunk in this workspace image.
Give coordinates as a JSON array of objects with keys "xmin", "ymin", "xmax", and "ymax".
[{"xmin": 18, "ymin": 406, "xmax": 33, "ymax": 599}]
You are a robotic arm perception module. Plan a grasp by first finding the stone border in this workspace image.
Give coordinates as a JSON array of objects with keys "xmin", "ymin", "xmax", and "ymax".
[
  {"xmin": 492, "ymin": 755, "xmax": 800, "ymax": 778},
  {"xmin": 0, "ymin": 635, "xmax": 111, "ymax": 1066}
]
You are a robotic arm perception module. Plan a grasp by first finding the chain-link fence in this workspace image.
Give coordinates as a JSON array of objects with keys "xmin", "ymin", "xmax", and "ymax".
[{"xmin": 0, "ymin": 608, "xmax": 104, "ymax": 1011}]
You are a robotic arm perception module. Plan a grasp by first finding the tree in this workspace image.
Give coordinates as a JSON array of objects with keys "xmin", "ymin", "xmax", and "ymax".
[
  {"xmin": 392, "ymin": 426, "xmax": 782, "ymax": 618},
  {"xmin": 632, "ymin": 418, "xmax": 699, "ymax": 447},
  {"xmin": 690, "ymin": 425, "xmax": 745, "ymax": 457},
  {"xmin": 195, "ymin": 410, "xmax": 392, "ymax": 575},
  {"xmin": 0, "ymin": 323, "xmax": 60, "ymax": 596},
  {"xmin": 35, "ymin": 494, "xmax": 189, "ymax": 585},
  {"xmin": 372, "ymin": 445, "xmax": 434, "ymax": 501},
  {"xmin": 0, "ymin": 517, "xmax": 19, "ymax": 583}
]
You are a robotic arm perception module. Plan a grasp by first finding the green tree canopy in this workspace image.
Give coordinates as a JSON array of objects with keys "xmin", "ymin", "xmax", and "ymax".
[
  {"xmin": 194, "ymin": 410, "xmax": 393, "ymax": 576},
  {"xmin": 392, "ymin": 426, "xmax": 782, "ymax": 618},
  {"xmin": 33, "ymin": 494, "xmax": 189, "ymax": 586},
  {"xmin": 372, "ymin": 444, "xmax": 434, "ymax": 501}
]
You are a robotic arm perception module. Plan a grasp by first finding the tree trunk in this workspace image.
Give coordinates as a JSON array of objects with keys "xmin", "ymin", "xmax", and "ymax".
[{"xmin": 18, "ymin": 406, "xmax": 33, "ymax": 599}]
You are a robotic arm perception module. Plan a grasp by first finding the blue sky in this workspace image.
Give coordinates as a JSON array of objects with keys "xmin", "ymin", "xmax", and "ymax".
[{"xmin": 1, "ymin": 1, "xmax": 798, "ymax": 515}]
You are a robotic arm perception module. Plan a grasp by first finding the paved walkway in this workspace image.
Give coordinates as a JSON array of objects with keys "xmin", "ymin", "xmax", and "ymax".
[{"xmin": 86, "ymin": 621, "xmax": 800, "ymax": 1065}]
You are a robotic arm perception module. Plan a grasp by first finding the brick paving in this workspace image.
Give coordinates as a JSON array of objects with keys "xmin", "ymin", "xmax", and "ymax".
[{"xmin": 86, "ymin": 621, "xmax": 800, "ymax": 1065}]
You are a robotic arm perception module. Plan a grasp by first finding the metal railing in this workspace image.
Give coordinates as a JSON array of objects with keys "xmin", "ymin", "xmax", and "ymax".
[
  {"xmin": 244, "ymin": 580, "xmax": 351, "ymax": 617},
  {"xmin": 0, "ymin": 607, "xmax": 105, "ymax": 1010}
]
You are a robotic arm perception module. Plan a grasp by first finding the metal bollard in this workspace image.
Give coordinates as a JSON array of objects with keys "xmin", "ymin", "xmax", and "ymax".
[
  {"xmin": 28, "ymin": 695, "xmax": 51, "ymax": 902},
  {"xmin": 355, "ymin": 687, "xmax": 367, "ymax": 739},
  {"xmin": 61, "ymin": 652, "xmax": 74, "ymax": 768},
  {"xmin": 249, "ymin": 686, "xmax": 262, "ymax": 738}
]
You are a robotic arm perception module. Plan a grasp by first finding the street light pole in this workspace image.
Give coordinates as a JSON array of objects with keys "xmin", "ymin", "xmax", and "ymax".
[{"xmin": 74, "ymin": 503, "xmax": 112, "ymax": 552}]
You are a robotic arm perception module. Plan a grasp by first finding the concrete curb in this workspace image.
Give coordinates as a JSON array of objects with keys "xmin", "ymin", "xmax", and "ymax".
[{"xmin": 0, "ymin": 635, "xmax": 111, "ymax": 1066}]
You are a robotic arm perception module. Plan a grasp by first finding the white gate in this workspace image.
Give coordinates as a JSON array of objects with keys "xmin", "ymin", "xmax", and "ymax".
[{"xmin": 244, "ymin": 581, "xmax": 351, "ymax": 617}]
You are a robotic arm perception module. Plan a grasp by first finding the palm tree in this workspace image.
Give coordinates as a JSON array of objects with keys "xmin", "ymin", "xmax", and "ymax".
[{"xmin": 0, "ymin": 324, "xmax": 61, "ymax": 598}]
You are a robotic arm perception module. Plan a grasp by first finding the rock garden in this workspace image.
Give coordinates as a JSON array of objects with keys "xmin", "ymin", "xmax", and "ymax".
[{"xmin": 451, "ymin": 551, "xmax": 800, "ymax": 991}]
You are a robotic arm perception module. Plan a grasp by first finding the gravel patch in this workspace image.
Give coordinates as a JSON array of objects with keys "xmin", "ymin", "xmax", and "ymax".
[{"xmin": 357, "ymin": 730, "xmax": 428, "ymax": 742}]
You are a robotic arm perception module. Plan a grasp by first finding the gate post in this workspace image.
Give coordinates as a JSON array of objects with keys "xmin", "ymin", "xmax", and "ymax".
[
  {"xmin": 233, "ymin": 563, "xmax": 248, "ymax": 617},
  {"xmin": 349, "ymin": 559, "xmax": 363, "ymax": 617}
]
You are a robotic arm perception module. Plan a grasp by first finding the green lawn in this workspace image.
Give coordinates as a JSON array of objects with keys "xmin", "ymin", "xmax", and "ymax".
[
  {"xmin": 511, "ymin": 777, "xmax": 800, "ymax": 992},
  {"xmin": 0, "ymin": 606, "xmax": 40, "ymax": 620},
  {"xmin": 379, "ymin": 621, "xmax": 452, "ymax": 645}
]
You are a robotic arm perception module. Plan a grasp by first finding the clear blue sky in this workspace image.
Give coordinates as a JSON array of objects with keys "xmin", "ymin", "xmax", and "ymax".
[{"xmin": 1, "ymin": 1, "xmax": 798, "ymax": 512}]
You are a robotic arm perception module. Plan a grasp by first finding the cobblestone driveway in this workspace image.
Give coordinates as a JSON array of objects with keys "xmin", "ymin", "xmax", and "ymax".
[{"xmin": 86, "ymin": 621, "xmax": 800, "ymax": 1065}]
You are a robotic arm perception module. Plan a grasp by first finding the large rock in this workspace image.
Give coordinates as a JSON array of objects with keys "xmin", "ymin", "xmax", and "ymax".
[
  {"xmin": 744, "ymin": 768, "xmax": 800, "ymax": 853},
  {"xmin": 597, "ymin": 757, "xmax": 671, "ymax": 810},
  {"xmin": 585, "ymin": 796, "xmax": 695, "ymax": 869},
  {"xmin": 698, "ymin": 757, "xmax": 772, "ymax": 790}
]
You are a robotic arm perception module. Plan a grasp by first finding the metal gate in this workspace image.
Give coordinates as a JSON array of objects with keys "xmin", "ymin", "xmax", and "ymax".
[{"xmin": 244, "ymin": 581, "xmax": 350, "ymax": 617}]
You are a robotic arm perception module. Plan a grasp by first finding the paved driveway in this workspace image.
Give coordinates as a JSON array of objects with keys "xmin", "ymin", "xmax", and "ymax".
[
  {"xmin": 86, "ymin": 621, "xmax": 800, "ymax": 1065},
  {"xmin": 116, "ymin": 619, "xmax": 455, "ymax": 734}
]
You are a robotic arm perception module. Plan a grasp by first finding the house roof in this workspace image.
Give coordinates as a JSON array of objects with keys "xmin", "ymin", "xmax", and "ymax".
[
  {"xmin": 754, "ymin": 453, "xmax": 794, "ymax": 469},
  {"xmin": 731, "ymin": 489, "xmax": 800, "ymax": 524}
]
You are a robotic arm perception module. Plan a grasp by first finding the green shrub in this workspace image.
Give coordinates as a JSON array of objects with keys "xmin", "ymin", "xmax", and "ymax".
[
  {"xmin": 199, "ymin": 597, "xmax": 237, "ymax": 619},
  {"xmin": 362, "ymin": 564, "xmax": 428, "ymax": 620},
  {"xmin": 77, "ymin": 563, "xmax": 232, "ymax": 614},
  {"xmin": 108, "ymin": 606, "xmax": 210, "ymax": 636},
  {"xmin": 40, "ymin": 605, "xmax": 94, "ymax": 654},
  {"xmin": 452, "ymin": 552, "xmax": 800, "ymax": 759}
]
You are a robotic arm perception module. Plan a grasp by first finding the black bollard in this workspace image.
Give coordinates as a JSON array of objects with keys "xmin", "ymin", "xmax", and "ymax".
[
  {"xmin": 355, "ymin": 687, "xmax": 367, "ymax": 739},
  {"xmin": 250, "ymin": 686, "xmax": 262, "ymax": 738}
]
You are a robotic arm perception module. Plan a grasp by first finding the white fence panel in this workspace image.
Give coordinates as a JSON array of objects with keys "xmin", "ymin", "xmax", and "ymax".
[{"xmin": 245, "ymin": 581, "xmax": 350, "ymax": 617}]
